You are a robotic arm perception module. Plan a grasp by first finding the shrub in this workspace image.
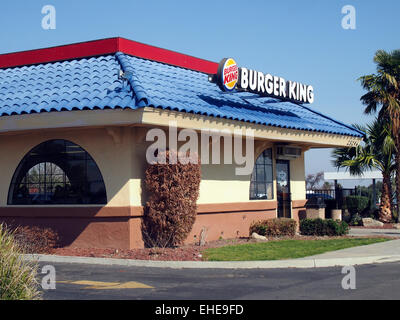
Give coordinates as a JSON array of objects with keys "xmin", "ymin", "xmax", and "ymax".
[
  {"xmin": 12, "ymin": 226, "xmax": 59, "ymax": 254},
  {"xmin": 249, "ymin": 218, "xmax": 297, "ymax": 237},
  {"xmin": 349, "ymin": 213, "xmax": 363, "ymax": 226},
  {"xmin": 142, "ymin": 150, "xmax": 201, "ymax": 247},
  {"xmin": 249, "ymin": 221, "xmax": 267, "ymax": 236},
  {"xmin": 0, "ymin": 224, "xmax": 41, "ymax": 300},
  {"xmin": 300, "ymin": 218, "xmax": 349, "ymax": 236},
  {"xmin": 300, "ymin": 218, "xmax": 325, "ymax": 235},
  {"xmin": 345, "ymin": 196, "xmax": 369, "ymax": 215}
]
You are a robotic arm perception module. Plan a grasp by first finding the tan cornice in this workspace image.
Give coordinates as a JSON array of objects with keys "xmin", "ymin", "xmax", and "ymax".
[{"xmin": 0, "ymin": 107, "xmax": 362, "ymax": 148}]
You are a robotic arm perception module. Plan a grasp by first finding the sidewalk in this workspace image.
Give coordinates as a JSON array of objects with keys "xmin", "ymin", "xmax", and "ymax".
[
  {"xmin": 349, "ymin": 227, "xmax": 400, "ymax": 238},
  {"xmin": 302, "ymin": 238, "xmax": 400, "ymax": 259},
  {"xmin": 23, "ymin": 233, "xmax": 400, "ymax": 269}
]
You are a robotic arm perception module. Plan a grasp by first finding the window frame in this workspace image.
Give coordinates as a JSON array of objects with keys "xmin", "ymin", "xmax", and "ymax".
[
  {"xmin": 249, "ymin": 148, "xmax": 274, "ymax": 200},
  {"xmin": 7, "ymin": 139, "xmax": 107, "ymax": 206}
]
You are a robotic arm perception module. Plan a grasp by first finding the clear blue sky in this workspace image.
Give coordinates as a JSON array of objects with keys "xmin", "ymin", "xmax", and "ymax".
[{"xmin": 0, "ymin": 0, "xmax": 398, "ymax": 184}]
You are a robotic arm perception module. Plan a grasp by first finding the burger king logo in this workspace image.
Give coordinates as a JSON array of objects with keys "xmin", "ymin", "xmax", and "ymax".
[
  {"xmin": 213, "ymin": 56, "xmax": 315, "ymax": 104},
  {"xmin": 217, "ymin": 58, "xmax": 238, "ymax": 92}
]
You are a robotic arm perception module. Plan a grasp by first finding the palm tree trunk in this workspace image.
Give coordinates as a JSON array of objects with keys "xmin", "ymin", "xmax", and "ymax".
[
  {"xmin": 393, "ymin": 116, "xmax": 400, "ymax": 223},
  {"xmin": 380, "ymin": 172, "xmax": 393, "ymax": 223},
  {"xmin": 396, "ymin": 151, "xmax": 400, "ymax": 222}
]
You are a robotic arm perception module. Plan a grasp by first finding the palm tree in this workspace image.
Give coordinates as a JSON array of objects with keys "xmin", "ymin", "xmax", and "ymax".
[
  {"xmin": 321, "ymin": 181, "xmax": 333, "ymax": 190},
  {"xmin": 359, "ymin": 50, "xmax": 400, "ymax": 219},
  {"xmin": 332, "ymin": 120, "xmax": 395, "ymax": 222}
]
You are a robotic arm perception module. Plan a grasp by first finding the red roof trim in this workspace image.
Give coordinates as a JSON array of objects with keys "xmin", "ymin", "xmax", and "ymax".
[
  {"xmin": 0, "ymin": 38, "xmax": 119, "ymax": 69},
  {"xmin": 0, "ymin": 37, "xmax": 219, "ymax": 74},
  {"xmin": 118, "ymin": 38, "xmax": 218, "ymax": 74}
]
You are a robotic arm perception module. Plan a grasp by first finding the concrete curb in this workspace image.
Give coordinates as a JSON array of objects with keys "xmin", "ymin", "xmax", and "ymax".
[{"xmin": 23, "ymin": 253, "xmax": 400, "ymax": 269}]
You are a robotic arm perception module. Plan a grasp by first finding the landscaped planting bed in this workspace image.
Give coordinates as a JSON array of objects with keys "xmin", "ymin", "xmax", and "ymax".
[{"xmin": 48, "ymin": 235, "xmax": 396, "ymax": 262}]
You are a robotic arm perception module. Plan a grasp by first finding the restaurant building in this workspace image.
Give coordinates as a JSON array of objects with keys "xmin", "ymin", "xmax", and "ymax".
[{"xmin": 0, "ymin": 38, "xmax": 363, "ymax": 248}]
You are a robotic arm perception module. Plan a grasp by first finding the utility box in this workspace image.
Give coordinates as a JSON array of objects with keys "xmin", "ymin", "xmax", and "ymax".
[{"xmin": 305, "ymin": 197, "xmax": 326, "ymax": 219}]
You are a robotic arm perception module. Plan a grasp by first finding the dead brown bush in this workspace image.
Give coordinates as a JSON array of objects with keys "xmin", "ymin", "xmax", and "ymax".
[{"xmin": 142, "ymin": 150, "xmax": 201, "ymax": 248}]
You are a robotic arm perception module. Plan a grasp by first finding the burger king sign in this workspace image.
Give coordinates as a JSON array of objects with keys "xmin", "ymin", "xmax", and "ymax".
[
  {"xmin": 217, "ymin": 58, "xmax": 239, "ymax": 92},
  {"xmin": 215, "ymin": 57, "xmax": 314, "ymax": 104}
]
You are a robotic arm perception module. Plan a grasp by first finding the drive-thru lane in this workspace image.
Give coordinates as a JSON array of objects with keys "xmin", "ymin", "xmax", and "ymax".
[{"xmin": 40, "ymin": 261, "xmax": 400, "ymax": 300}]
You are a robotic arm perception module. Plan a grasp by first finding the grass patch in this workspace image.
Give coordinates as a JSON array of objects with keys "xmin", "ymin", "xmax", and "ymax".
[{"xmin": 202, "ymin": 238, "xmax": 391, "ymax": 261}]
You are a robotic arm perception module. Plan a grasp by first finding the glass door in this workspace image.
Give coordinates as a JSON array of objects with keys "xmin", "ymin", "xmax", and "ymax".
[{"xmin": 276, "ymin": 160, "xmax": 291, "ymax": 218}]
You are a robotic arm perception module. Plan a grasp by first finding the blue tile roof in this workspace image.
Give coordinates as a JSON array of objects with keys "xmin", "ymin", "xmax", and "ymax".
[{"xmin": 0, "ymin": 52, "xmax": 363, "ymax": 137}]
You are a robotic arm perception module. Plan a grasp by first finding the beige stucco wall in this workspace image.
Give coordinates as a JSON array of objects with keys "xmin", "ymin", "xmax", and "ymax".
[
  {"xmin": 289, "ymin": 151, "xmax": 306, "ymax": 201},
  {"xmin": 130, "ymin": 127, "xmax": 282, "ymax": 205},
  {"xmin": 0, "ymin": 107, "xmax": 362, "ymax": 210},
  {"xmin": 0, "ymin": 127, "xmax": 133, "ymax": 207},
  {"xmin": 0, "ymin": 125, "xmax": 306, "ymax": 210},
  {"xmin": 0, "ymin": 109, "xmax": 360, "ymax": 248}
]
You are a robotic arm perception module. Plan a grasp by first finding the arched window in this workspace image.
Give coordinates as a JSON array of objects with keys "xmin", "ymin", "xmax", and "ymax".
[
  {"xmin": 8, "ymin": 140, "xmax": 107, "ymax": 205},
  {"xmin": 250, "ymin": 148, "xmax": 273, "ymax": 200}
]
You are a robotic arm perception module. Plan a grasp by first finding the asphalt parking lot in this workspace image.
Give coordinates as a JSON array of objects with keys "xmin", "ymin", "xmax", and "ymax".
[{"xmin": 40, "ymin": 261, "xmax": 400, "ymax": 300}]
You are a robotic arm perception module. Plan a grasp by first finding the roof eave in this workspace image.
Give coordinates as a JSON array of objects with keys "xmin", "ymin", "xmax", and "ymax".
[{"xmin": 0, "ymin": 37, "xmax": 218, "ymax": 74}]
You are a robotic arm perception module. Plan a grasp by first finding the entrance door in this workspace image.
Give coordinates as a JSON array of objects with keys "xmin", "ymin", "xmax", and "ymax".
[{"xmin": 276, "ymin": 160, "xmax": 291, "ymax": 218}]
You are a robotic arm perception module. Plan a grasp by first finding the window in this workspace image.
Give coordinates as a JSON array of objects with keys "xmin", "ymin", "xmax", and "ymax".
[
  {"xmin": 250, "ymin": 148, "xmax": 273, "ymax": 200},
  {"xmin": 8, "ymin": 140, "xmax": 107, "ymax": 205}
]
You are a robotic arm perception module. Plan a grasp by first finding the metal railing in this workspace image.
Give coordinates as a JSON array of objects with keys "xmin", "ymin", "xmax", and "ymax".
[{"xmin": 306, "ymin": 188, "xmax": 358, "ymax": 200}]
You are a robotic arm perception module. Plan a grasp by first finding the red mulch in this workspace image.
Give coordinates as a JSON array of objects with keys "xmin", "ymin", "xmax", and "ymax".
[
  {"xmin": 51, "ymin": 238, "xmax": 250, "ymax": 261},
  {"xmin": 48, "ymin": 233, "xmax": 398, "ymax": 261}
]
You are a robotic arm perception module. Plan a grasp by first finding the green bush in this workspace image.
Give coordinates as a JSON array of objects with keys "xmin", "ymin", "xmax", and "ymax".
[
  {"xmin": 249, "ymin": 218, "xmax": 297, "ymax": 237},
  {"xmin": 300, "ymin": 218, "xmax": 349, "ymax": 236},
  {"xmin": 0, "ymin": 224, "xmax": 41, "ymax": 300},
  {"xmin": 345, "ymin": 196, "xmax": 369, "ymax": 215},
  {"xmin": 250, "ymin": 221, "xmax": 267, "ymax": 236},
  {"xmin": 349, "ymin": 213, "xmax": 363, "ymax": 226}
]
